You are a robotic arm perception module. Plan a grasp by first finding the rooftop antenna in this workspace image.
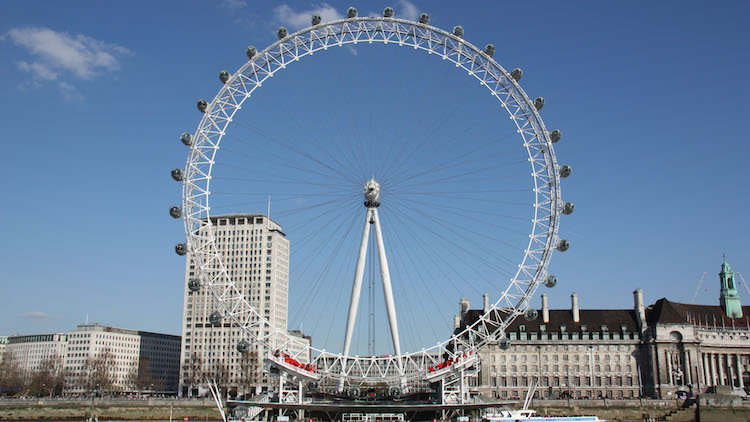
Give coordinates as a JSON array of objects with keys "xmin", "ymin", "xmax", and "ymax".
[
  {"xmin": 85, "ymin": 313, "xmax": 89, "ymax": 325},
  {"xmin": 267, "ymin": 195, "xmax": 271, "ymax": 219}
]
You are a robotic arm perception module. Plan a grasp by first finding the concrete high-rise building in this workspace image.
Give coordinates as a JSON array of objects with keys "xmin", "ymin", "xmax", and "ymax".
[
  {"xmin": 5, "ymin": 333, "xmax": 68, "ymax": 374},
  {"xmin": 3, "ymin": 324, "xmax": 180, "ymax": 393},
  {"xmin": 179, "ymin": 213, "xmax": 296, "ymax": 396},
  {"xmin": 0, "ymin": 336, "xmax": 9, "ymax": 362}
]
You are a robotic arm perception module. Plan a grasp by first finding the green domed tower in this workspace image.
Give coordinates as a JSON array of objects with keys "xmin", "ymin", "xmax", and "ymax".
[{"xmin": 719, "ymin": 256, "xmax": 743, "ymax": 318}]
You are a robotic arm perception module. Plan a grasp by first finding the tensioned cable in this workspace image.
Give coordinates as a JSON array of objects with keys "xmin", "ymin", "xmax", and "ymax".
[
  {"xmin": 386, "ymin": 203, "xmax": 511, "ymax": 287},
  {"xmin": 303, "ymin": 210, "xmax": 361, "ymax": 343},
  {"xmin": 231, "ymin": 119, "xmax": 362, "ymax": 186},
  {"xmin": 381, "ymin": 205, "xmax": 480, "ymax": 296},
  {"xmin": 287, "ymin": 202, "xmax": 362, "ymax": 322},
  {"xmin": 388, "ymin": 197, "xmax": 519, "ymax": 276},
  {"xmin": 244, "ymin": 78, "xmax": 366, "ymax": 184},
  {"xmin": 384, "ymin": 213, "xmax": 451, "ymax": 335},
  {"xmin": 383, "ymin": 131, "xmax": 521, "ymax": 187}
]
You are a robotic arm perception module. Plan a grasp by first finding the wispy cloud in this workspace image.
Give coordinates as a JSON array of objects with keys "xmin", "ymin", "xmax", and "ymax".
[
  {"xmin": 273, "ymin": 3, "xmax": 344, "ymax": 31},
  {"xmin": 218, "ymin": 0, "xmax": 247, "ymax": 11},
  {"xmin": 397, "ymin": 0, "xmax": 420, "ymax": 21},
  {"xmin": 4, "ymin": 27, "xmax": 131, "ymax": 100},
  {"xmin": 18, "ymin": 312, "xmax": 61, "ymax": 321}
]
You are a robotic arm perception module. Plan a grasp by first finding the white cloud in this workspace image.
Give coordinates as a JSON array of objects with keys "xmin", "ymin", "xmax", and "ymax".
[
  {"xmin": 6, "ymin": 27, "xmax": 130, "ymax": 79},
  {"xmin": 397, "ymin": 0, "xmax": 420, "ymax": 21},
  {"xmin": 18, "ymin": 311, "xmax": 60, "ymax": 321},
  {"xmin": 5, "ymin": 27, "xmax": 130, "ymax": 100},
  {"xmin": 18, "ymin": 60, "xmax": 58, "ymax": 80},
  {"xmin": 273, "ymin": 3, "xmax": 344, "ymax": 31}
]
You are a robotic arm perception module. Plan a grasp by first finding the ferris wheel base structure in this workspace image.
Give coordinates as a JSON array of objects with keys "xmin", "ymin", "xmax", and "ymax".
[
  {"xmin": 173, "ymin": 4, "xmax": 575, "ymax": 399},
  {"xmin": 228, "ymin": 398, "xmax": 516, "ymax": 422}
]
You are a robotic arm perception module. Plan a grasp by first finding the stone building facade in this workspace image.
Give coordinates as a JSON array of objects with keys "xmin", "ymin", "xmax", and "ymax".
[
  {"xmin": 459, "ymin": 259, "xmax": 750, "ymax": 399},
  {"xmin": 640, "ymin": 259, "xmax": 750, "ymax": 398},
  {"xmin": 461, "ymin": 293, "xmax": 643, "ymax": 400}
]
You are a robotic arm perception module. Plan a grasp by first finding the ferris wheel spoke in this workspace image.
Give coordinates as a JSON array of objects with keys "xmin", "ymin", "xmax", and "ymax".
[
  {"xmin": 380, "ymin": 96, "xmax": 475, "ymax": 183},
  {"xmin": 396, "ymin": 197, "xmax": 531, "ymax": 240},
  {"xmin": 386, "ymin": 200, "xmax": 517, "ymax": 281},
  {"xmin": 220, "ymin": 142, "xmax": 358, "ymax": 188},
  {"xmin": 388, "ymin": 197, "xmax": 526, "ymax": 262},
  {"xmin": 384, "ymin": 207, "xmax": 488, "ymax": 295},
  {"xmin": 249, "ymin": 82, "xmax": 368, "ymax": 183},
  {"xmin": 388, "ymin": 159, "xmax": 529, "ymax": 194},
  {"xmin": 231, "ymin": 119, "xmax": 363, "ymax": 186},
  {"xmin": 214, "ymin": 169, "xmax": 354, "ymax": 189},
  {"xmin": 385, "ymin": 218, "xmax": 448, "ymax": 339},
  {"xmin": 286, "ymin": 202, "xmax": 361, "ymax": 257},
  {"xmin": 393, "ymin": 197, "xmax": 531, "ymax": 222},
  {"xmin": 383, "ymin": 131, "xmax": 519, "ymax": 186},
  {"xmin": 289, "ymin": 204, "xmax": 361, "ymax": 327}
]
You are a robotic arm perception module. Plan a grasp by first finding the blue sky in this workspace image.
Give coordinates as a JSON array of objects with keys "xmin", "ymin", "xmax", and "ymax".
[{"xmin": 0, "ymin": 1, "xmax": 748, "ymax": 355}]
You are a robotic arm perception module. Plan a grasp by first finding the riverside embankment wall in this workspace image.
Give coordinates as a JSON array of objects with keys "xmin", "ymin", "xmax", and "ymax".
[
  {"xmin": 0, "ymin": 397, "xmax": 223, "ymax": 421},
  {"xmin": 2, "ymin": 397, "xmax": 750, "ymax": 421}
]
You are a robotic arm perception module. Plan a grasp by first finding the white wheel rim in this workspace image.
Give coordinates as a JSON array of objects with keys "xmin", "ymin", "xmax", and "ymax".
[{"xmin": 181, "ymin": 16, "xmax": 563, "ymax": 387}]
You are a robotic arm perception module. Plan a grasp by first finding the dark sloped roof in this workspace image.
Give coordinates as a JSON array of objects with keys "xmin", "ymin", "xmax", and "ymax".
[
  {"xmin": 646, "ymin": 298, "xmax": 750, "ymax": 327},
  {"xmin": 459, "ymin": 307, "xmax": 639, "ymax": 333}
]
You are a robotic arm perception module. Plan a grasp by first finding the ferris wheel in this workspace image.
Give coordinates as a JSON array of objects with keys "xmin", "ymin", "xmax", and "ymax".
[{"xmin": 171, "ymin": 6, "xmax": 573, "ymax": 394}]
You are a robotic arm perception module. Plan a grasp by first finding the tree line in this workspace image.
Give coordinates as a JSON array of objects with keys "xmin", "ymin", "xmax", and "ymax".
[
  {"xmin": 181, "ymin": 350, "xmax": 262, "ymax": 397},
  {"xmin": 0, "ymin": 349, "xmax": 163, "ymax": 397}
]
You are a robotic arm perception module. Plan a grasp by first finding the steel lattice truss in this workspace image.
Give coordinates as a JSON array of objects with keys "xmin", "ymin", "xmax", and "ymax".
[{"xmin": 181, "ymin": 16, "xmax": 564, "ymax": 388}]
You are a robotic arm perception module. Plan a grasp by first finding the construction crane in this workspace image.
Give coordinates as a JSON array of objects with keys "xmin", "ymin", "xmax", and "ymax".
[
  {"xmin": 737, "ymin": 272, "xmax": 750, "ymax": 296},
  {"xmin": 690, "ymin": 272, "xmax": 708, "ymax": 303}
]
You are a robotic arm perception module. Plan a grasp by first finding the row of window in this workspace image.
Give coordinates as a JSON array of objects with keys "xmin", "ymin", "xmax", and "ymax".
[
  {"xmin": 490, "ymin": 389, "xmax": 638, "ymax": 399},
  {"xmin": 491, "ymin": 353, "xmax": 632, "ymax": 362},
  {"xmin": 489, "ymin": 363, "xmax": 634, "ymax": 373},
  {"xmin": 489, "ymin": 375, "xmax": 636, "ymax": 387},
  {"xmin": 491, "ymin": 344, "xmax": 632, "ymax": 352}
]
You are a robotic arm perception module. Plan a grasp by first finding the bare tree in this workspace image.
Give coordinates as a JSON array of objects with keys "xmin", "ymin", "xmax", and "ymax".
[
  {"xmin": 0, "ymin": 350, "xmax": 24, "ymax": 396},
  {"xmin": 128, "ymin": 357, "xmax": 162, "ymax": 392},
  {"xmin": 27, "ymin": 354, "xmax": 65, "ymax": 397},
  {"xmin": 181, "ymin": 352, "xmax": 205, "ymax": 396},
  {"xmin": 238, "ymin": 350, "xmax": 260, "ymax": 397},
  {"xmin": 209, "ymin": 361, "xmax": 230, "ymax": 395},
  {"xmin": 81, "ymin": 348, "xmax": 115, "ymax": 395}
]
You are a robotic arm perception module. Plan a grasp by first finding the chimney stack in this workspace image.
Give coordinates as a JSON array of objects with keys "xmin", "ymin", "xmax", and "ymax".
[
  {"xmin": 460, "ymin": 298, "xmax": 471, "ymax": 317},
  {"xmin": 483, "ymin": 294, "xmax": 490, "ymax": 313},
  {"xmin": 454, "ymin": 314, "xmax": 461, "ymax": 330},
  {"xmin": 571, "ymin": 293, "xmax": 580, "ymax": 323},
  {"xmin": 541, "ymin": 294, "xmax": 549, "ymax": 323},
  {"xmin": 634, "ymin": 289, "xmax": 647, "ymax": 332}
]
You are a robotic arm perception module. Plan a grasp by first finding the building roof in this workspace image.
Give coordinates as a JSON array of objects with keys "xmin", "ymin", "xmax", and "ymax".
[
  {"xmin": 209, "ymin": 213, "xmax": 282, "ymax": 228},
  {"xmin": 459, "ymin": 308, "xmax": 640, "ymax": 333},
  {"xmin": 646, "ymin": 298, "xmax": 750, "ymax": 327}
]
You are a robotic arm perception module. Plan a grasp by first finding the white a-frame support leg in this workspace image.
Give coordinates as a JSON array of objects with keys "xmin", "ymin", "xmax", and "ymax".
[
  {"xmin": 342, "ymin": 207, "xmax": 402, "ymax": 358},
  {"xmin": 371, "ymin": 207, "xmax": 401, "ymax": 357}
]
